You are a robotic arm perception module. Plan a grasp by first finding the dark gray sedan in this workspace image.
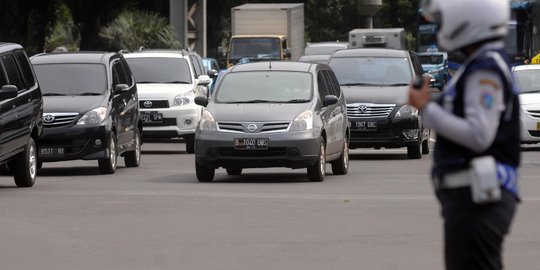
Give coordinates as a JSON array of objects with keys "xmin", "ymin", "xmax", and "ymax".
[{"xmin": 194, "ymin": 61, "xmax": 349, "ymax": 182}]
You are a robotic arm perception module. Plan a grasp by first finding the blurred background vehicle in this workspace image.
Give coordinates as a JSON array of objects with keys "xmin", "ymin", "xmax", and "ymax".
[
  {"xmin": 418, "ymin": 51, "xmax": 449, "ymax": 90},
  {"xmin": 297, "ymin": 41, "xmax": 348, "ymax": 64},
  {"xmin": 513, "ymin": 64, "xmax": 540, "ymax": 145}
]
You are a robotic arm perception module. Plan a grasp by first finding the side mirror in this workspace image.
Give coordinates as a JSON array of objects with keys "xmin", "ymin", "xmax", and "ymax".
[
  {"xmin": 322, "ymin": 95, "xmax": 338, "ymax": 107},
  {"xmin": 208, "ymin": 69, "xmax": 218, "ymax": 78},
  {"xmin": 194, "ymin": 95, "xmax": 209, "ymax": 107},
  {"xmin": 197, "ymin": 75, "xmax": 212, "ymax": 86},
  {"xmin": 284, "ymin": 48, "xmax": 292, "ymax": 59},
  {"xmin": 0, "ymin": 85, "xmax": 18, "ymax": 100},
  {"xmin": 114, "ymin": 84, "xmax": 129, "ymax": 92}
]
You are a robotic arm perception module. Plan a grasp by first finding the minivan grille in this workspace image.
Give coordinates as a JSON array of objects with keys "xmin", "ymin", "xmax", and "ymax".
[
  {"xmin": 347, "ymin": 103, "xmax": 395, "ymax": 118},
  {"xmin": 140, "ymin": 100, "xmax": 169, "ymax": 109},
  {"xmin": 43, "ymin": 112, "xmax": 79, "ymax": 127},
  {"xmin": 218, "ymin": 122, "xmax": 291, "ymax": 133}
]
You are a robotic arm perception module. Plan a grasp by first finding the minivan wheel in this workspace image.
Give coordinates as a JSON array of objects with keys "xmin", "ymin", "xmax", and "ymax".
[
  {"xmin": 307, "ymin": 138, "xmax": 326, "ymax": 182},
  {"xmin": 124, "ymin": 129, "xmax": 141, "ymax": 167},
  {"xmin": 98, "ymin": 133, "xmax": 117, "ymax": 174},
  {"xmin": 196, "ymin": 162, "xmax": 215, "ymax": 182},
  {"xmin": 226, "ymin": 168, "xmax": 242, "ymax": 175},
  {"xmin": 421, "ymin": 139, "xmax": 430, "ymax": 155},
  {"xmin": 331, "ymin": 138, "xmax": 349, "ymax": 175},
  {"xmin": 12, "ymin": 137, "xmax": 37, "ymax": 187},
  {"xmin": 185, "ymin": 134, "xmax": 195, "ymax": 154},
  {"xmin": 407, "ymin": 144, "xmax": 422, "ymax": 159}
]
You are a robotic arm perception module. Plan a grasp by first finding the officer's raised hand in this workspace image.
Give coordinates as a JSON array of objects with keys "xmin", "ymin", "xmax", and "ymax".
[{"xmin": 407, "ymin": 75, "xmax": 431, "ymax": 111}]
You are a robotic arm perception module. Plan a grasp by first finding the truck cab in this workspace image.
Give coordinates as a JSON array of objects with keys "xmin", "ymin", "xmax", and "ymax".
[{"xmin": 227, "ymin": 35, "xmax": 290, "ymax": 67}]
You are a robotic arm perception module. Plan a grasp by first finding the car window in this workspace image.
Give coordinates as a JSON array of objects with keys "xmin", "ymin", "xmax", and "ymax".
[
  {"xmin": 112, "ymin": 61, "xmax": 128, "ymax": 85},
  {"xmin": 14, "ymin": 50, "xmax": 35, "ymax": 88},
  {"xmin": 0, "ymin": 63, "xmax": 8, "ymax": 87},
  {"xmin": 215, "ymin": 71, "xmax": 312, "ymax": 103},
  {"xmin": 125, "ymin": 57, "xmax": 192, "ymax": 84},
  {"xmin": 120, "ymin": 59, "xmax": 134, "ymax": 86},
  {"xmin": 329, "ymin": 56, "xmax": 412, "ymax": 86},
  {"xmin": 514, "ymin": 69, "xmax": 540, "ymax": 93},
  {"xmin": 324, "ymin": 70, "xmax": 341, "ymax": 97},
  {"xmin": 190, "ymin": 55, "xmax": 204, "ymax": 77},
  {"xmin": 1, "ymin": 53, "xmax": 24, "ymax": 90},
  {"xmin": 33, "ymin": 63, "xmax": 107, "ymax": 95},
  {"xmin": 317, "ymin": 71, "xmax": 330, "ymax": 101}
]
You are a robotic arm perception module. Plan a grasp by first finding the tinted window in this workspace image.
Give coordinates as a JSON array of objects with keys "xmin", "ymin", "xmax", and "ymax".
[
  {"xmin": 216, "ymin": 71, "xmax": 312, "ymax": 103},
  {"xmin": 14, "ymin": 50, "xmax": 35, "ymax": 87},
  {"xmin": 419, "ymin": 54, "xmax": 444, "ymax": 65},
  {"xmin": 0, "ymin": 64, "xmax": 7, "ymax": 86},
  {"xmin": 329, "ymin": 57, "xmax": 412, "ymax": 85},
  {"xmin": 317, "ymin": 71, "xmax": 329, "ymax": 100},
  {"xmin": 190, "ymin": 55, "xmax": 203, "ymax": 77},
  {"xmin": 1, "ymin": 53, "xmax": 24, "ymax": 90},
  {"xmin": 230, "ymin": 38, "xmax": 281, "ymax": 61},
  {"xmin": 120, "ymin": 59, "xmax": 134, "ymax": 85},
  {"xmin": 112, "ymin": 61, "xmax": 128, "ymax": 85},
  {"xmin": 126, "ymin": 57, "xmax": 192, "ymax": 84},
  {"xmin": 323, "ymin": 70, "xmax": 341, "ymax": 97},
  {"xmin": 33, "ymin": 63, "xmax": 107, "ymax": 95}
]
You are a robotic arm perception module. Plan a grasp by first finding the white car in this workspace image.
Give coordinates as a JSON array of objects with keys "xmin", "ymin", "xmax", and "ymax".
[
  {"xmin": 124, "ymin": 51, "xmax": 211, "ymax": 153},
  {"xmin": 513, "ymin": 64, "xmax": 540, "ymax": 144}
]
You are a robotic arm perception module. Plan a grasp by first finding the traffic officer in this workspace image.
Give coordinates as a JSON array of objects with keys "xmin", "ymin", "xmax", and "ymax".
[{"xmin": 408, "ymin": 0, "xmax": 520, "ymax": 270}]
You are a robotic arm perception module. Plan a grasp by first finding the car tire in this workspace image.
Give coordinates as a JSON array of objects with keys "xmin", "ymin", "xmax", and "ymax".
[
  {"xmin": 331, "ymin": 138, "xmax": 349, "ymax": 175},
  {"xmin": 421, "ymin": 139, "xmax": 430, "ymax": 155},
  {"xmin": 307, "ymin": 138, "xmax": 326, "ymax": 182},
  {"xmin": 196, "ymin": 162, "xmax": 215, "ymax": 182},
  {"xmin": 12, "ymin": 137, "xmax": 37, "ymax": 187},
  {"xmin": 124, "ymin": 129, "xmax": 141, "ymax": 167},
  {"xmin": 185, "ymin": 134, "xmax": 195, "ymax": 154},
  {"xmin": 98, "ymin": 132, "xmax": 117, "ymax": 174},
  {"xmin": 407, "ymin": 144, "xmax": 422, "ymax": 159},
  {"xmin": 226, "ymin": 168, "xmax": 242, "ymax": 175}
]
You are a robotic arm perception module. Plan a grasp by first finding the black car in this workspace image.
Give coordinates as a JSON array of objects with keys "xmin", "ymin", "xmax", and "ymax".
[
  {"xmin": 0, "ymin": 43, "xmax": 43, "ymax": 187},
  {"xmin": 328, "ymin": 48, "xmax": 430, "ymax": 159},
  {"xmin": 30, "ymin": 52, "xmax": 142, "ymax": 173}
]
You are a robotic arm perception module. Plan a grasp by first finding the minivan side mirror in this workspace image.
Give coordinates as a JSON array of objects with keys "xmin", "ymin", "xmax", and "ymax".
[
  {"xmin": 114, "ymin": 84, "xmax": 129, "ymax": 93},
  {"xmin": 194, "ymin": 95, "xmax": 209, "ymax": 107},
  {"xmin": 208, "ymin": 69, "xmax": 218, "ymax": 78},
  {"xmin": 197, "ymin": 75, "xmax": 212, "ymax": 86},
  {"xmin": 0, "ymin": 85, "xmax": 19, "ymax": 100},
  {"xmin": 322, "ymin": 95, "xmax": 338, "ymax": 107}
]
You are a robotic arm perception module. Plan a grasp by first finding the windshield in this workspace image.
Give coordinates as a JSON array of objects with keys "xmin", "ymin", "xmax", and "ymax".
[
  {"xmin": 33, "ymin": 63, "xmax": 107, "ymax": 95},
  {"xmin": 515, "ymin": 69, "xmax": 540, "ymax": 93},
  {"xmin": 215, "ymin": 71, "xmax": 312, "ymax": 103},
  {"xmin": 230, "ymin": 38, "xmax": 281, "ymax": 61},
  {"xmin": 125, "ymin": 57, "xmax": 192, "ymax": 84},
  {"xmin": 419, "ymin": 55, "xmax": 444, "ymax": 65},
  {"xmin": 329, "ymin": 57, "xmax": 412, "ymax": 86}
]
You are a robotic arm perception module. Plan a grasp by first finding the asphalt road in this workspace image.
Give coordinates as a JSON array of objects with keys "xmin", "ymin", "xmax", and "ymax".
[{"xmin": 1, "ymin": 140, "xmax": 539, "ymax": 270}]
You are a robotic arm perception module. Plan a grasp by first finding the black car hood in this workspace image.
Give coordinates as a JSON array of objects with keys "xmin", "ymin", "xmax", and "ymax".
[
  {"xmin": 209, "ymin": 102, "xmax": 313, "ymax": 122},
  {"xmin": 341, "ymin": 85, "xmax": 408, "ymax": 105},
  {"xmin": 43, "ymin": 95, "xmax": 106, "ymax": 113}
]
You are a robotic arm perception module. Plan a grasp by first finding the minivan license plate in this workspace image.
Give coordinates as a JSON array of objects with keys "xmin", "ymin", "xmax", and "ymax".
[
  {"xmin": 40, "ymin": 147, "xmax": 64, "ymax": 158},
  {"xmin": 141, "ymin": 112, "xmax": 163, "ymax": 123},
  {"xmin": 234, "ymin": 138, "xmax": 269, "ymax": 150},
  {"xmin": 349, "ymin": 121, "xmax": 377, "ymax": 131}
]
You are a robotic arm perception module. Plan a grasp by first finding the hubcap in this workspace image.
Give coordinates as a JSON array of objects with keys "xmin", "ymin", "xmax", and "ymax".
[
  {"xmin": 110, "ymin": 136, "xmax": 116, "ymax": 168},
  {"xmin": 29, "ymin": 144, "xmax": 36, "ymax": 179},
  {"xmin": 343, "ymin": 141, "xmax": 349, "ymax": 169},
  {"xmin": 135, "ymin": 133, "xmax": 141, "ymax": 162},
  {"xmin": 320, "ymin": 142, "xmax": 326, "ymax": 177}
]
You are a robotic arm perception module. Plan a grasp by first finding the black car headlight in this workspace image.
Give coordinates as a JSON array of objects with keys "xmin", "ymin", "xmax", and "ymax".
[
  {"xmin": 76, "ymin": 107, "xmax": 107, "ymax": 125},
  {"xmin": 393, "ymin": 105, "xmax": 418, "ymax": 120}
]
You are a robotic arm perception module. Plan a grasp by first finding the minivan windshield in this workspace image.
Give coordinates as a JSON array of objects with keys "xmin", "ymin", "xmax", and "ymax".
[
  {"xmin": 33, "ymin": 63, "xmax": 107, "ymax": 95},
  {"xmin": 215, "ymin": 71, "xmax": 312, "ymax": 103},
  {"xmin": 419, "ymin": 54, "xmax": 444, "ymax": 65},
  {"xmin": 125, "ymin": 57, "xmax": 192, "ymax": 84},
  {"xmin": 514, "ymin": 69, "xmax": 540, "ymax": 93},
  {"xmin": 329, "ymin": 57, "xmax": 412, "ymax": 86}
]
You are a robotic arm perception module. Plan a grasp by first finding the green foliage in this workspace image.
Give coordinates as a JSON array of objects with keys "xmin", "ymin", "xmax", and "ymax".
[
  {"xmin": 99, "ymin": 10, "xmax": 182, "ymax": 51},
  {"xmin": 46, "ymin": 4, "xmax": 79, "ymax": 51}
]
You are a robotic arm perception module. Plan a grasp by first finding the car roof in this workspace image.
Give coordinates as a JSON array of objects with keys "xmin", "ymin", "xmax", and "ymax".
[
  {"xmin": 331, "ymin": 48, "xmax": 408, "ymax": 58},
  {"xmin": 229, "ymin": 61, "xmax": 315, "ymax": 73},
  {"xmin": 513, "ymin": 64, "xmax": 540, "ymax": 71},
  {"xmin": 306, "ymin": 42, "xmax": 348, "ymax": 48},
  {"xmin": 30, "ymin": 51, "xmax": 118, "ymax": 65},
  {"xmin": 123, "ymin": 50, "xmax": 190, "ymax": 59},
  {"xmin": 0, "ymin": 42, "xmax": 23, "ymax": 53}
]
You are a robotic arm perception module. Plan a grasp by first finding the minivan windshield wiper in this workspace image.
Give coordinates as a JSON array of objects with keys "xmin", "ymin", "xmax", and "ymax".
[
  {"xmin": 42, "ymin": 93, "xmax": 67, "ymax": 96},
  {"xmin": 136, "ymin": 81, "xmax": 158, "ymax": 84},
  {"xmin": 78, "ymin": 92, "xmax": 102, "ymax": 96},
  {"xmin": 384, "ymin": 83, "xmax": 410, "ymax": 86},
  {"xmin": 226, "ymin": 99, "xmax": 273, "ymax": 104},
  {"xmin": 164, "ymin": 81, "xmax": 190, "ymax": 84},
  {"xmin": 286, "ymin": 99, "xmax": 311, "ymax": 103},
  {"xmin": 340, "ymin": 82, "xmax": 380, "ymax": 86}
]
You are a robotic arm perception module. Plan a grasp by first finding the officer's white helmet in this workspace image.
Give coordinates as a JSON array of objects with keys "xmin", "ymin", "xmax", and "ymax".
[{"xmin": 420, "ymin": 0, "xmax": 509, "ymax": 52}]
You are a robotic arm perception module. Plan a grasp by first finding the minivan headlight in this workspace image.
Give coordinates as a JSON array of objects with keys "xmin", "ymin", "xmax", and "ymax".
[
  {"xmin": 76, "ymin": 107, "xmax": 107, "ymax": 125},
  {"xmin": 394, "ymin": 105, "xmax": 418, "ymax": 120},
  {"xmin": 199, "ymin": 110, "xmax": 217, "ymax": 131},
  {"xmin": 289, "ymin": 110, "xmax": 313, "ymax": 132},
  {"xmin": 173, "ymin": 91, "xmax": 194, "ymax": 106}
]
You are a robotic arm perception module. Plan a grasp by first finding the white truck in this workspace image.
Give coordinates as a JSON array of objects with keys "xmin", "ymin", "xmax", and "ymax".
[
  {"xmin": 348, "ymin": 28, "xmax": 406, "ymax": 50},
  {"xmin": 228, "ymin": 3, "xmax": 305, "ymax": 67}
]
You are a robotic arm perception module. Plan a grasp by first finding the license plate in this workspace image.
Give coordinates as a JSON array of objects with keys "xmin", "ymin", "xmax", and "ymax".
[
  {"xmin": 348, "ymin": 121, "xmax": 377, "ymax": 131},
  {"xmin": 234, "ymin": 138, "xmax": 269, "ymax": 150},
  {"xmin": 141, "ymin": 111, "xmax": 163, "ymax": 123},
  {"xmin": 39, "ymin": 147, "xmax": 64, "ymax": 158}
]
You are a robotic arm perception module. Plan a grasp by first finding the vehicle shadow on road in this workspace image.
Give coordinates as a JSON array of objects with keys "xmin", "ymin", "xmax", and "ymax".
[
  {"xmin": 214, "ymin": 173, "xmax": 311, "ymax": 183},
  {"xmin": 142, "ymin": 150, "xmax": 189, "ymax": 155},
  {"xmin": 349, "ymin": 153, "xmax": 410, "ymax": 160},
  {"xmin": 37, "ymin": 166, "xmax": 107, "ymax": 176}
]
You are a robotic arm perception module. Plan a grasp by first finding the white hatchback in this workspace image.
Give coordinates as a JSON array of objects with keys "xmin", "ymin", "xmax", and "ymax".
[
  {"xmin": 513, "ymin": 64, "xmax": 540, "ymax": 144},
  {"xmin": 124, "ymin": 51, "xmax": 211, "ymax": 153}
]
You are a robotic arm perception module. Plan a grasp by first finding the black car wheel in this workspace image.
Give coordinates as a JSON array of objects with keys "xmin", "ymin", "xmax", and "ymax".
[
  {"xmin": 307, "ymin": 138, "xmax": 326, "ymax": 182},
  {"xmin": 196, "ymin": 162, "xmax": 215, "ymax": 182},
  {"xmin": 331, "ymin": 138, "xmax": 349, "ymax": 175},
  {"xmin": 185, "ymin": 134, "xmax": 195, "ymax": 154},
  {"xmin": 98, "ymin": 132, "xmax": 117, "ymax": 174},
  {"xmin": 226, "ymin": 168, "xmax": 242, "ymax": 175},
  {"xmin": 407, "ymin": 144, "xmax": 422, "ymax": 159},
  {"xmin": 124, "ymin": 129, "xmax": 141, "ymax": 167},
  {"xmin": 12, "ymin": 137, "xmax": 37, "ymax": 187},
  {"xmin": 421, "ymin": 139, "xmax": 430, "ymax": 155}
]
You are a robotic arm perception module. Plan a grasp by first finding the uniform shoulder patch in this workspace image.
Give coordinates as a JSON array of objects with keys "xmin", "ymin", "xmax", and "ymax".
[{"xmin": 480, "ymin": 91, "xmax": 495, "ymax": 109}]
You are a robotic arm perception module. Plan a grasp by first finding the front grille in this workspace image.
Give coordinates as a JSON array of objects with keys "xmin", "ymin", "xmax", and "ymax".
[
  {"xmin": 526, "ymin": 110, "xmax": 540, "ymax": 119},
  {"xmin": 347, "ymin": 103, "xmax": 395, "ymax": 118},
  {"xmin": 142, "ymin": 118, "xmax": 177, "ymax": 127},
  {"xmin": 218, "ymin": 122, "xmax": 291, "ymax": 133},
  {"xmin": 219, "ymin": 147, "xmax": 287, "ymax": 157},
  {"xmin": 529, "ymin": 130, "xmax": 540, "ymax": 137},
  {"xmin": 139, "ymin": 100, "xmax": 169, "ymax": 109},
  {"xmin": 43, "ymin": 112, "xmax": 79, "ymax": 127}
]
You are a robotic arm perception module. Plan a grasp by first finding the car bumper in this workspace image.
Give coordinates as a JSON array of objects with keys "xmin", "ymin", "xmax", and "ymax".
[
  {"xmin": 141, "ymin": 105, "xmax": 201, "ymax": 138},
  {"xmin": 520, "ymin": 112, "xmax": 540, "ymax": 143},
  {"xmin": 348, "ymin": 117, "xmax": 423, "ymax": 149},
  {"xmin": 195, "ymin": 130, "xmax": 320, "ymax": 169},
  {"xmin": 39, "ymin": 125, "xmax": 111, "ymax": 162}
]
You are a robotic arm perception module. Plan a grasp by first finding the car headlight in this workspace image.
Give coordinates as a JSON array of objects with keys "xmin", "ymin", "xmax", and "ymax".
[
  {"xmin": 76, "ymin": 107, "xmax": 107, "ymax": 125},
  {"xmin": 173, "ymin": 92, "xmax": 194, "ymax": 106},
  {"xmin": 289, "ymin": 110, "xmax": 313, "ymax": 132},
  {"xmin": 394, "ymin": 105, "xmax": 418, "ymax": 120},
  {"xmin": 199, "ymin": 110, "xmax": 217, "ymax": 131}
]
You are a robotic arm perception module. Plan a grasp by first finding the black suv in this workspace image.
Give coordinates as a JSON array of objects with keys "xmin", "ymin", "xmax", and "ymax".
[
  {"xmin": 0, "ymin": 43, "xmax": 43, "ymax": 187},
  {"xmin": 30, "ymin": 52, "xmax": 142, "ymax": 174}
]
